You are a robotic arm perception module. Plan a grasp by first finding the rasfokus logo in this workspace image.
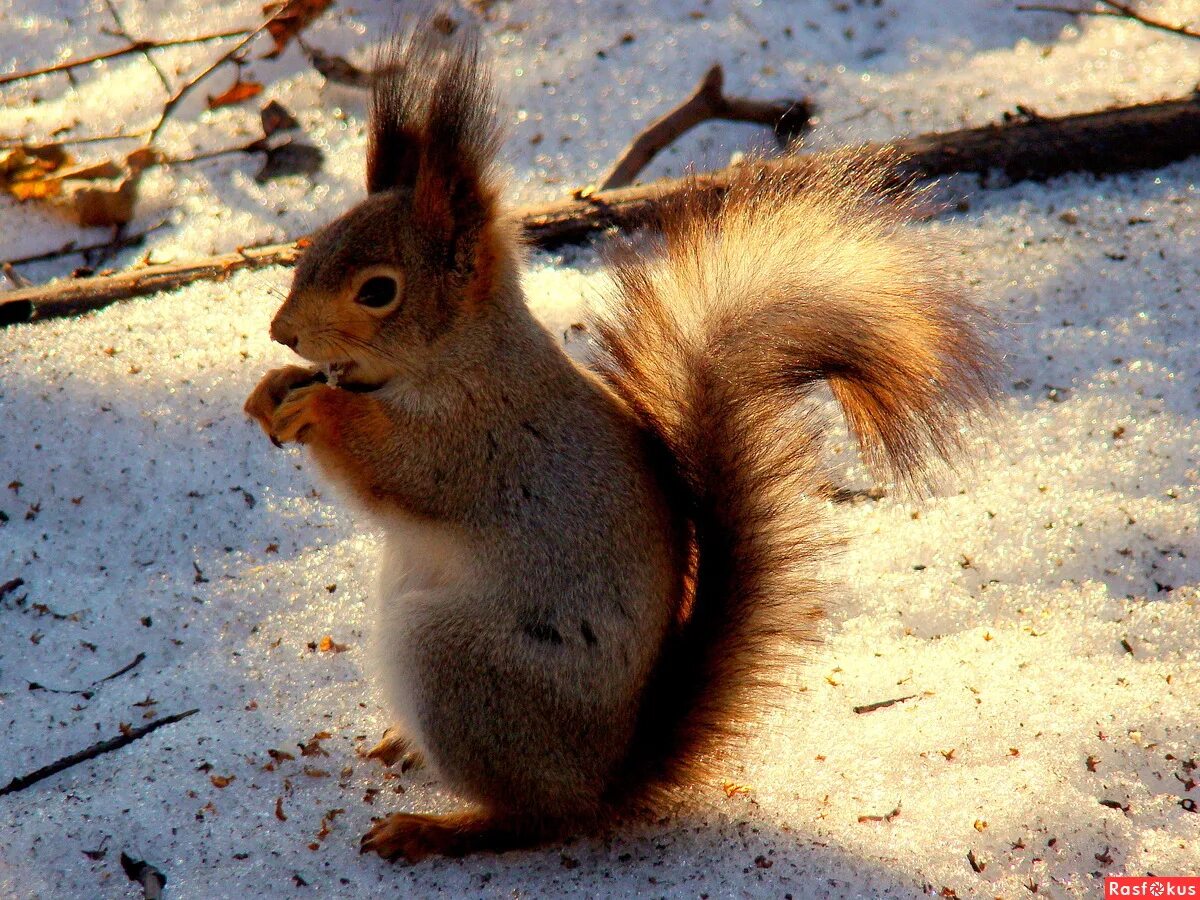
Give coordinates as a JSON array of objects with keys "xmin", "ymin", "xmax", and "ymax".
[{"xmin": 1106, "ymin": 877, "xmax": 1200, "ymax": 897}]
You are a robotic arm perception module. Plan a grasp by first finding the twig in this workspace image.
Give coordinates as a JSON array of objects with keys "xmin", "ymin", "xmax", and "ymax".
[
  {"xmin": 102, "ymin": 0, "xmax": 170, "ymax": 94},
  {"xmin": 4, "ymin": 221, "xmax": 167, "ymax": 268},
  {"xmin": 145, "ymin": 6, "xmax": 291, "ymax": 144},
  {"xmin": 120, "ymin": 854, "xmax": 166, "ymax": 900},
  {"xmin": 1016, "ymin": 0, "xmax": 1200, "ymax": 40},
  {"xmin": 29, "ymin": 651, "xmax": 147, "ymax": 696},
  {"xmin": 2, "ymin": 263, "xmax": 31, "ymax": 288},
  {"xmin": 0, "ymin": 130, "xmax": 151, "ymax": 150},
  {"xmin": 854, "ymin": 694, "xmax": 918, "ymax": 714},
  {"xmin": 4, "ymin": 93, "xmax": 1200, "ymax": 325},
  {"xmin": 597, "ymin": 64, "xmax": 813, "ymax": 191},
  {"xmin": 98, "ymin": 651, "xmax": 147, "ymax": 683},
  {"xmin": 0, "ymin": 28, "xmax": 250, "ymax": 88},
  {"xmin": 0, "ymin": 708, "xmax": 198, "ymax": 796}
]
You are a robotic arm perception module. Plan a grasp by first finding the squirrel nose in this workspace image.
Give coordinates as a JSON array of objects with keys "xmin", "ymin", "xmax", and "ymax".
[{"xmin": 270, "ymin": 317, "xmax": 299, "ymax": 350}]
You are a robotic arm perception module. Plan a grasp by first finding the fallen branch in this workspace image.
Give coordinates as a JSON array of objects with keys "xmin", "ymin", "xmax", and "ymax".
[
  {"xmin": 854, "ymin": 694, "xmax": 918, "ymax": 714},
  {"xmin": 3, "ymin": 93, "xmax": 1200, "ymax": 325},
  {"xmin": 102, "ymin": 0, "xmax": 171, "ymax": 94},
  {"xmin": 29, "ymin": 651, "xmax": 147, "ymax": 697},
  {"xmin": 0, "ymin": 28, "xmax": 250, "ymax": 88},
  {"xmin": 1017, "ymin": 0, "xmax": 1200, "ymax": 41},
  {"xmin": 4, "ymin": 221, "xmax": 167, "ymax": 269},
  {"xmin": 0, "ymin": 708, "xmax": 198, "ymax": 797},
  {"xmin": 523, "ymin": 92, "xmax": 1200, "ymax": 247},
  {"xmin": 146, "ymin": 9, "xmax": 286, "ymax": 144},
  {"xmin": 597, "ymin": 64, "xmax": 813, "ymax": 190}
]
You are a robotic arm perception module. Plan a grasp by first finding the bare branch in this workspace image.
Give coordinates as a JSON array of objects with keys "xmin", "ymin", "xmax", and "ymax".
[
  {"xmin": 102, "ymin": 0, "xmax": 170, "ymax": 94},
  {"xmin": 1016, "ymin": 1, "xmax": 1200, "ymax": 40},
  {"xmin": 0, "ymin": 708, "xmax": 198, "ymax": 797},
  {"xmin": 145, "ymin": 6, "xmax": 293, "ymax": 144},
  {"xmin": 0, "ymin": 28, "xmax": 250, "ymax": 88},
  {"xmin": 3, "ymin": 93, "xmax": 1200, "ymax": 326},
  {"xmin": 597, "ymin": 64, "xmax": 813, "ymax": 191}
]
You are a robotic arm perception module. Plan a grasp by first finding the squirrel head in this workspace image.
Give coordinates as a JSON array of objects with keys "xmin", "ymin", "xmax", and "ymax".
[{"xmin": 269, "ymin": 20, "xmax": 505, "ymax": 388}]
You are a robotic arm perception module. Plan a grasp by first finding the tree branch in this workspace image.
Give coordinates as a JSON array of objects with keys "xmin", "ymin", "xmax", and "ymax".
[
  {"xmin": 1017, "ymin": 0, "xmax": 1200, "ymax": 40},
  {"xmin": 0, "ymin": 28, "xmax": 250, "ymax": 88},
  {"xmin": 597, "ymin": 64, "xmax": 813, "ymax": 191},
  {"xmin": 3, "ymin": 93, "xmax": 1200, "ymax": 326},
  {"xmin": 0, "ymin": 708, "xmax": 198, "ymax": 797}
]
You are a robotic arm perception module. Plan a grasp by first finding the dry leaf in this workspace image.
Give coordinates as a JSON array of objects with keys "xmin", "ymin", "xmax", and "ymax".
[
  {"xmin": 1, "ymin": 145, "xmax": 69, "ymax": 200},
  {"xmin": 274, "ymin": 796, "xmax": 287, "ymax": 821},
  {"xmin": 2, "ymin": 146, "xmax": 156, "ymax": 226},
  {"xmin": 260, "ymin": 100, "xmax": 299, "ymax": 137},
  {"xmin": 208, "ymin": 79, "xmax": 264, "ymax": 110},
  {"xmin": 262, "ymin": 0, "xmax": 334, "ymax": 58},
  {"xmin": 317, "ymin": 635, "xmax": 348, "ymax": 653},
  {"xmin": 299, "ymin": 730, "xmax": 331, "ymax": 757},
  {"xmin": 210, "ymin": 774, "xmax": 235, "ymax": 788}
]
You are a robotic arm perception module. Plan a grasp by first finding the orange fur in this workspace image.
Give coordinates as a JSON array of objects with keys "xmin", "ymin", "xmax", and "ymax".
[
  {"xmin": 360, "ymin": 809, "xmax": 550, "ymax": 863},
  {"xmin": 592, "ymin": 153, "xmax": 1000, "ymax": 812}
]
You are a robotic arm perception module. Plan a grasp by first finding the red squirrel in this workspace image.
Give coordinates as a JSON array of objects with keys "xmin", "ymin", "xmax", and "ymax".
[{"xmin": 244, "ymin": 20, "xmax": 998, "ymax": 862}]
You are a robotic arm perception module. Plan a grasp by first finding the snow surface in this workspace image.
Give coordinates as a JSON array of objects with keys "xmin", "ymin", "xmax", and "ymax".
[{"xmin": 2, "ymin": 0, "xmax": 1199, "ymax": 897}]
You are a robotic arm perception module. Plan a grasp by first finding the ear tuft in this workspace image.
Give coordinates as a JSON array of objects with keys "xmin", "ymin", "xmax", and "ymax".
[{"xmin": 367, "ymin": 15, "xmax": 502, "ymax": 248}]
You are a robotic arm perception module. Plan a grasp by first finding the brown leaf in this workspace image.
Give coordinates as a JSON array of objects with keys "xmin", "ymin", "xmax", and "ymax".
[
  {"xmin": 262, "ymin": 0, "xmax": 334, "ymax": 58},
  {"xmin": 260, "ymin": 99, "xmax": 299, "ymax": 137},
  {"xmin": 208, "ymin": 79, "xmax": 264, "ymax": 110},
  {"xmin": 299, "ymin": 730, "xmax": 331, "ymax": 757},
  {"xmin": 9, "ymin": 177, "xmax": 61, "ymax": 201},
  {"xmin": 1, "ymin": 145, "xmax": 70, "ymax": 200},
  {"xmin": 302, "ymin": 766, "xmax": 330, "ymax": 778},
  {"xmin": 267, "ymin": 747, "xmax": 296, "ymax": 763},
  {"xmin": 317, "ymin": 635, "xmax": 348, "ymax": 653},
  {"xmin": 274, "ymin": 796, "xmax": 287, "ymax": 821},
  {"xmin": 210, "ymin": 774, "xmax": 235, "ymax": 788}
]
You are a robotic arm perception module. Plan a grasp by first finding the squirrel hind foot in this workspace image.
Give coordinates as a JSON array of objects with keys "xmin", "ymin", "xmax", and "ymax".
[
  {"xmin": 363, "ymin": 727, "xmax": 424, "ymax": 771},
  {"xmin": 360, "ymin": 809, "xmax": 548, "ymax": 863}
]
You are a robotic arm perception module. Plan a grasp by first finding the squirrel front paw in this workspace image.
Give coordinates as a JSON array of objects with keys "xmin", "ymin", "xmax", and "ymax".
[
  {"xmin": 269, "ymin": 383, "xmax": 334, "ymax": 445},
  {"xmin": 244, "ymin": 365, "xmax": 323, "ymax": 446}
]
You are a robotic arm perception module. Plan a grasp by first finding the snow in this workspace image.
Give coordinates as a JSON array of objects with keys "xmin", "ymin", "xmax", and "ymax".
[{"xmin": 1, "ymin": 0, "xmax": 1198, "ymax": 897}]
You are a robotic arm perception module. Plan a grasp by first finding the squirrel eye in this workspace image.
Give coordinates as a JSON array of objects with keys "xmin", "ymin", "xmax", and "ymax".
[{"xmin": 355, "ymin": 275, "xmax": 399, "ymax": 309}]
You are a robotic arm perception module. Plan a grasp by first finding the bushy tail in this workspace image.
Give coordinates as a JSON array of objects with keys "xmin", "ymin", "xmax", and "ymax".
[{"xmin": 591, "ymin": 152, "xmax": 1000, "ymax": 810}]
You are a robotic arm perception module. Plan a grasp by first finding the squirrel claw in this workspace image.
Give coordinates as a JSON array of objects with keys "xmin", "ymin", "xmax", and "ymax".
[
  {"xmin": 245, "ymin": 364, "xmax": 322, "ymax": 444},
  {"xmin": 359, "ymin": 813, "xmax": 451, "ymax": 863},
  {"xmin": 269, "ymin": 383, "xmax": 330, "ymax": 445},
  {"xmin": 364, "ymin": 727, "xmax": 423, "ymax": 770}
]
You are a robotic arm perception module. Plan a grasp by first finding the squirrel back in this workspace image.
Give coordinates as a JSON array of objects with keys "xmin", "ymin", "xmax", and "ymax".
[{"xmin": 591, "ymin": 155, "xmax": 998, "ymax": 811}]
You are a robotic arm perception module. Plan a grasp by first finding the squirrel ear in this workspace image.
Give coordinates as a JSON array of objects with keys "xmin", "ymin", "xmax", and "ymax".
[{"xmin": 367, "ymin": 20, "xmax": 501, "ymax": 255}]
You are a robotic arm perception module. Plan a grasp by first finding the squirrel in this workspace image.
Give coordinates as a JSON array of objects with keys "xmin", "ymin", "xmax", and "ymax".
[{"xmin": 244, "ymin": 19, "xmax": 999, "ymax": 863}]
